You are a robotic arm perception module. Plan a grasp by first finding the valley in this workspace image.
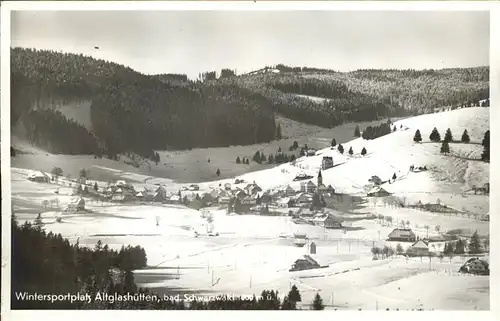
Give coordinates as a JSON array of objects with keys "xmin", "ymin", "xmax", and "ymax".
[{"xmin": 10, "ymin": 107, "xmax": 490, "ymax": 310}]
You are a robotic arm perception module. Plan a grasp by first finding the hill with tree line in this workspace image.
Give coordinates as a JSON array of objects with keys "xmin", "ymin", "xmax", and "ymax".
[
  {"xmin": 11, "ymin": 48, "xmax": 489, "ymax": 158},
  {"xmin": 229, "ymin": 64, "xmax": 489, "ymax": 127},
  {"xmin": 11, "ymin": 48, "xmax": 276, "ymax": 159}
]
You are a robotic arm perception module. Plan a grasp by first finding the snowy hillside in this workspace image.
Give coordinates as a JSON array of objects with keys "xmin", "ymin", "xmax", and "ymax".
[{"xmin": 188, "ymin": 108, "xmax": 489, "ymax": 211}]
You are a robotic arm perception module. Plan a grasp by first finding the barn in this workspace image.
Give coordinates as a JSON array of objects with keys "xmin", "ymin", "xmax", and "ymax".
[{"xmin": 387, "ymin": 228, "xmax": 416, "ymax": 242}]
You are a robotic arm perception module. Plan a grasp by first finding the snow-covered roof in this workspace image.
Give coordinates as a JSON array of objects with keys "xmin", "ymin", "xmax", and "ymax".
[
  {"xmin": 69, "ymin": 197, "xmax": 85, "ymax": 205},
  {"xmin": 277, "ymin": 197, "xmax": 291, "ymax": 204},
  {"xmin": 388, "ymin": 228, "xmax": 415, "ymax": 238},
  {"xmin": 411, "ymin": 240, "xmax": 429, "ymax": 249}
]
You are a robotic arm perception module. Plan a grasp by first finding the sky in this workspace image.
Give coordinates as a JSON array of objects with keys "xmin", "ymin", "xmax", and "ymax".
[{"xmin": 11, "ymin": 10, "xmax": 490, "ymax": 80}]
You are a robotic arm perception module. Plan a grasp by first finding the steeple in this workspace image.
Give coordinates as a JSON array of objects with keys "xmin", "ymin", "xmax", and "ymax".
[{"xmin": 317, "ymin": 169, "xmax": 323, "ymax": 186}]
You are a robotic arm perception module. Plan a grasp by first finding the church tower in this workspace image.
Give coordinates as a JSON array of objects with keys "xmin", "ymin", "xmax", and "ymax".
[{"xmin": 317, "ymin": 169, "xmax": 323, "ymax": 186}]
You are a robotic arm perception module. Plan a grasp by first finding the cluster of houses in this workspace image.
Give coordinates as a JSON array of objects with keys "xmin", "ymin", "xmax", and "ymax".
[{"xmin": 102, "ymin": 180, "xmax": 183, "ymax": 204}]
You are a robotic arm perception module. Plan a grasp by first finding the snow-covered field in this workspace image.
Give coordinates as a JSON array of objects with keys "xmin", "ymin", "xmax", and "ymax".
[{"xmin": 10, "ymin": 107, "xmax": 490, "ymax": 310}]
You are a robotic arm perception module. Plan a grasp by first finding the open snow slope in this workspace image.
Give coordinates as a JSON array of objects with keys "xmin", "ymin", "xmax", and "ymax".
[{"xmin": 179, "ymin": 107, "xmax": 489, "ymax": 214}]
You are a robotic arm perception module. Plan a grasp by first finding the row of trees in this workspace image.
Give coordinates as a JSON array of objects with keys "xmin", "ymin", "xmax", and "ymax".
[
  {"xmin": 237, "ymin": 151, "xmax": 297, "ymax": 165},
  {"xmin": 361, "ymin": 123, "xmax": 392, "ymax": 140},
  {"xmin": 414, "ymin": 128, "xmax": 489, "ymax": 162},
  {"xmin": 330, "ymin": 139, "xmax": 367, "ymax": 156}
]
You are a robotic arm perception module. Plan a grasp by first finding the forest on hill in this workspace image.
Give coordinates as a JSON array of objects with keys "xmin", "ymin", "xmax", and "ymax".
[
  {"xmin": 11, "ymin": 48, "xmax": 489, "ymax": 158},
  {"xmin": 11, "ymin": 48, "xmax": 276, "ymax": 159},
  {"xmin": 230, "ymin": 64, "xmax": 489, "ymax": 127}
]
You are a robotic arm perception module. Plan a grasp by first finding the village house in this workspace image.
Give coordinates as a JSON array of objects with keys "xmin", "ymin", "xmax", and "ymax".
[
  {"xmin": 218, "ymin": 195, "xmax": 232, "ymax": 205},
  {"xmin": 459, "ymin": 258, "xmax": 490, "ymax": 276},
  {"xmin": 306, "ymin": 149, "xmax": 317, "ymax": 157},
  {"xmin": 300, "ymin": 181, "xmax": 317, "ymax": 194},
  {"xmin": 298, "ymin": 207, "xmax": 316, "ymax": 219},
  {"xmin": 201, "ymin": 193, "xmax": 215, "ymax": 206},
  {"xmin": 284, "ymin": 185, "xmax": 296, "ymax": 196},
  {"xmin": 321, "ymin": 156, "xmax": 334, "ymax": 170},
  {"xmin": 189, "ymin": 184, "xmax": 200, "ymax": 191},
  {"xmin": 209, "ymin": 189, "xmax": 220, "ymax": 198},
  {"xmin": 241, "ymin": 195, "xmax": 257, "ymax": 205},
  {"xmin": 67, "ymin": 197, "xmax": 85, "ymax": 212},
  {"xmin": 27, "ymin": 171, "xmax": 50, "ymax": 183},
  {"xmin": 236, "ymin": 189, "xmax": 248, "ymax": 200},
  {"xmin": 324, "ymin": 216, "xmax": 343, "ymax": 229},
  {"xmin": 115, "ymin": 180, "xmax": 134, "ymax": 189},
  {"xmin": 258, "ymin": 193, "xmax": 272, "ymax": 204},
  {"xmin": 289, "ymin": 255, "xmax": 322, "ymax": 271},
  {"xmin": 295, "ymin": 193, "xmax": 314, "ymax": 207},
  {"xmin": 368, "ymin": 175, "xmax": 383, "ymax": 186},
  {"xmin": 245, "ymin": 183, "xmax": 263, "ymax": 196},
  {"xmin": 224, "ymin": 183, "xmax": 232, "ymax": 191},
  {"xmin": 326, "ymin": 185, "xmax": 335, "ymax": 195},
  {"xmin": 318, "ymin": 184, "xmax": 328, "ymax": 195},
  {"xmin": 112, "ymin": 194, "xmax": 126, "ymax": 202},
  {"xmin": 186, "ymin": 193, "xmax": 198, "ymax": 202},
  {"xmin": 139, "ymin": 188, "xmax": 155, "ymax": 202},
  {"xmin": 367, "ymin": 186, "xmax": 391, "ymax": 197},
  {"xmin": 387, "ymin": 228, "xmax": 417, "ymax": 242},
  {"xmin": 312, "ymin": 213, "xmax": 329, "ymax": 227},
  {"xmin": 276, "ymin": 197, "xmax": 291, "ymax": 208},
  {"xmin": 407, "ymin": 240, "xmax": 429, "ymax": 256},
  {"xmin": 154, "ymin": 186, "xmax": 167, "ymax": 203},
  {"xmin": 165, "ymin": 195, "xmax": 180, "ymax": 204}
]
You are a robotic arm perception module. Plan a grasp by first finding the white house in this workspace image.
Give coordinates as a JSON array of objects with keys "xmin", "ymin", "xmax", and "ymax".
[{"xmin": 67, "ymin": 197, "xmax": 85, "ymax": 211}]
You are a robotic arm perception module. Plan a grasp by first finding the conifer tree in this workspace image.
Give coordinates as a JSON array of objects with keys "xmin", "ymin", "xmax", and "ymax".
[
  {"xmin": 216, "ymin": 168, "xmax": 221, "ymax": 176},
  {"xmin": 392, "ymin": 173, "xmax": 397, "ymax": 180},
  {"xmin": 481, "ymin": 130, "xmax": 490, "ymax": 162},
  {"xmin": 276, "ymin": 124, "xmax": 282, "ymax": 140},
  {"xmin": 413, "ymin": 129, "xmax": 422, "ymax": 143},
  {"xmin": 236, "ymin": 156, "xmax": 241, "ymax": 164},
  {"xmin": 288, "ymin": 285, "xmax": 302, "ymax": 304},
  {"xmin": 468, "ymin": 231, "xmax": 483, "ymax": 254},
  {"xmin": 337, "ymin": 144, "xmax": 344, "ymax": 154},
  {"xmin": 361, "ymin": 147, "xmax": 367, "ymax": 156},
  {"xmin": 444, "ymin": 128, "xmax": 453, "ymax": 142},
  {"xmin": 354, "ymin": 125, "xmax": 361, "ymax": 137},
  {"xmin": 440, "ymin": 141, "xmax": 450, "ymax": 154},
  {"xmin": 348, "ymin": 146, "xmax": 353, "ymax": 155},
  {"xmin": 429, "ymin": 127, "xmax": 441, "ymax": 142},
  {"xmin": 454, "ymin": 239, "xmax": 466, "ymax": 254},
  {"xmin": 461, "ymin": 129, "xmax": 470, "ymax": 143},
  {"xmin": 312, "ymin": 293, "xmax": 324, "ymax": 310},
  {"xmin": 331, "ymin": 138, "xmax": 337, "ymax": 147}
]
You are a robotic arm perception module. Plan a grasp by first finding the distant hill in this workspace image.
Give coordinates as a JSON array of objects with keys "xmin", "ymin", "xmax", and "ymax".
[
  {"xmin": 229, "ymin": 64, "xmax": 489, "ymax": 127},
  {"xmin": 11, "ymin": 48, "xmax": 276, "ymax": 159},
  {"xmin": 11, "ymin": 48, "xmax": 489, "ymax": 159}
]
